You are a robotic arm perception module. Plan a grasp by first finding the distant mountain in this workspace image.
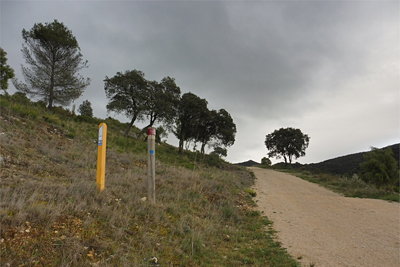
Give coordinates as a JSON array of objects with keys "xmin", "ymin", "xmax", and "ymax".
[
  {"xmin": 287, "ymin": 143, "xmax": 399, "ymax": 175},
  {"xmin": 235, "ymin": 160, "xmax": 260, "ymax": 167}
]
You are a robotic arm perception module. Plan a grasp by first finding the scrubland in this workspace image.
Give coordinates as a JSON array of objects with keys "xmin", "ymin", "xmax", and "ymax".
[
  {"xmin": 278, "ymin": 169, "xmax": 399, "ymax": 202},
  {"xmin": 0, "ymin": 94, "xmax": 299, "ymax": 266}
]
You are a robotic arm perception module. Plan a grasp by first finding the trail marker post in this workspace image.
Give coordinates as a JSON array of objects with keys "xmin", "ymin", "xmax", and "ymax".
[
  {"xmin": 96, "ymin": 123, "xmax": 107, "ymax": 193},
  {"xmin": 147, "ymin": 127, "xmax": 156, "ymax": 203}
]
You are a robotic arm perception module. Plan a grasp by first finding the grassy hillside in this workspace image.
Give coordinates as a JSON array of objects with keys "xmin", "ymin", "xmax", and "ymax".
[
  {"xmin": 0, "ymin": 93, "xmax": 299, "ymax": 266},
  {"xmin": 305, "ymin": 144, "xmax": 399, "ymax": 176},
  {"xmin": 268, "ymin": 145, "xmax": 399, "ymax": 202}
]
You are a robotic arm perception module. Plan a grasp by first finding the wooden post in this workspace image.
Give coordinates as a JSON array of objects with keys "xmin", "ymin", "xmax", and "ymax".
[
  {"xmin": 147, "ymin": 127, "xmax": 156, "ymax": 203},
  {"xmin": 96, "ymin": 123, "xmax": 107, "ymax": 193}
]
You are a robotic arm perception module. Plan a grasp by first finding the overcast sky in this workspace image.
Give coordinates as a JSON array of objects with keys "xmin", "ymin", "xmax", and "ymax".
[{"xmin": 1, "ymin": 1, "xmax": 399, "ymax": 164}]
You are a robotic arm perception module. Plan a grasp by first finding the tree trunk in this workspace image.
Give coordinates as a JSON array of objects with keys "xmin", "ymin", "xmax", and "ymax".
[
  {"xmin": 137, "ymin": 115, "xmax": 157, "ymax": 140},
  {"xmin": 179, "ymin": 139, "xmax": 184, "ymax": 154},
  {"xmin": 283, "ymin": 156, "xmax": 288, "ymax": 166},
  {"xmin": 48, "ymin": 52, "xmax": 56, "ymax": 110},
  {"xmin": 48, "ymin": 83, "xmax": 54, "ymax": 110},
  {"xmin": 137, "ymin": 123, "xmax": 153, "ymax": 140},
  {"xmin": 201, "ymin": 143, "xmax": 206, "ymax": 158},
  {"xmin": 125, "ymin": 115, "xmax": 137, "ymax": 136},
  {"xmin": 179, "ymin": 132, "xmax": 185, "ymax": 154},
  {"xmin": 137, "ymin": 126, "xmax": 149, "ymax": 140}
]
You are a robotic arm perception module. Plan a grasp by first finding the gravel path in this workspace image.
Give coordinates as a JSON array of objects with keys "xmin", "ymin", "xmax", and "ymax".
[{"xmin": 249, "ymin": 167, "xmax": 400, "ymax": 267}]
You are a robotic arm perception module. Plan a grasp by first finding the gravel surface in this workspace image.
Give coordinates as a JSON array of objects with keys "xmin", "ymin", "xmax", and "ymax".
[{"xmin": 250, "ymin": 167, "xmax": 400, "ymax": 267}]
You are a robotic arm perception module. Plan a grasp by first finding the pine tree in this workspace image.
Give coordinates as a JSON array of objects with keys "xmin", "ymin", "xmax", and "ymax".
[{"xmin": 13, "ymin": 20, "xmax": 90, "ymax": 109}]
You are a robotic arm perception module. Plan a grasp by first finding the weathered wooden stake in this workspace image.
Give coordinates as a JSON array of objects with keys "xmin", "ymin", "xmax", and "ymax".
[
  {"xmin": 96, "ymin": 123, "xmax": 107, "ymax": 193},
  {"xmin": 147, "ymin": 127, "xmax": 156, "ymax": 203}
]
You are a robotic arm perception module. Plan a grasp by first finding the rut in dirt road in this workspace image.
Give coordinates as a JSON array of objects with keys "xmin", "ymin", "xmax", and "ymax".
[{"xmin": 249, "ymin": 167, "xmax": 400, "ymax": 267}]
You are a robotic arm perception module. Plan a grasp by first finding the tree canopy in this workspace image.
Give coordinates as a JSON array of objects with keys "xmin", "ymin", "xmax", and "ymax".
[
  {"xmin": 174, "ymin": 92, "xmax": 208, "ymax": 154},
  {"xmin": 0, "ymin": 47, "xmax": 15, "ymax": 93},
  {"xmin": 265, "ymin": 127, "xmax": 310, "ymax": 164},
  {"xmin": 211, "ymin": 147, "xmax": 228, "ymax": 158},
  {"xmin": 78, "ymin": 100, "xmax": 93, "ymax": 117},
  {"xmin": 197, "ymin": 108, "xmax": 236, "ymax": 157},
  {"xmin": 360, "ymin": 147, "xmax": 399, "ymax": 189},
  {"xmin": 104, "ymin": 70, "xmax": 147, "ymax": 136},
  {"xmin": 13, "ymin": 20, "xmax": 90, "ymax": 110},
  {"xmin": 137, "ymin": 76, "xmax": 181, "ymax": 139},
  {"xmin": 261, "ymin": 157, "xmax": 272, "ymax": 166},
  {"xmin": 104, "ymin": 71, "xmax": 181, "ymax": 138}
]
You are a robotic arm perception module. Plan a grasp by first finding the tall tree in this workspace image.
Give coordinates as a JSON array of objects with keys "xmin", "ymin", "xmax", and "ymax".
[
  {"xmin": 78, "ymin": 100, "xmax": 93, "ymax": 117},
  {"xmin": 0, "ymin": 47, "xmax": 15, "ymax": 93},
  {"xmin": 360, "ymin": 147, "xmax": 399, "ymax": 189},
  {"xmin": 174, "ymin": 92, "xmax": 208, "ymax": 154},
  {"xmin": 212, "ymin": 109, "xmax": 236, "ymax": 148},
  {"xmin": 137, "ymin": 76, "xmax": 181, "ymax": 139},
  {"xmin": 197, "ymin": 109, "xmax": 218, "ymax": 156},
  {"xmin": 13, "ymin": 20, "xmax": 90, "ymax": 110},
  {"xmin": 197, "ymin": 108, "xmax": 236, "ymax": 158},
  {"xmin": 265, "ymin": 127, "xmax": 310, "ymax": 165},
  {"xmin": 104, "ymin": 70, "xmax": 147, "ymax": 136}
]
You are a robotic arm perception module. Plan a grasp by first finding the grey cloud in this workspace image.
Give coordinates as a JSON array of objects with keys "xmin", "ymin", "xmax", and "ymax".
[{"xmin": 2, "ymin": 1, "xmax": 398, "ymax": 164}]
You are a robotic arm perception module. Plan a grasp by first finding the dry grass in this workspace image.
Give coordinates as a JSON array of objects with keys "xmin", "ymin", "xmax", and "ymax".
[
  {"xmin": 279, "ymin": 169, "xmax": 399, "ymax": 202},
  {"xmin": 0, "ymin": 95, "xmax": 299, "ymax": 266}
]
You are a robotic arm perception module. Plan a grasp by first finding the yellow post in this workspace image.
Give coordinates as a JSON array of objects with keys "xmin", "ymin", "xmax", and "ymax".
[{"xmin": 96, "ymin": 123, "xmax": 107, "ymax": 193}]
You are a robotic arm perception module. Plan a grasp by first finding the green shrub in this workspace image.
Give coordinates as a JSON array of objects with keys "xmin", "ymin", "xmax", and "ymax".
[
  {"xmin": 66, "ymin": 132, "xmax": 75, "ymax": 139},
  {"xmin": 42, "ymin": 114, "xmax": 62, "ymax": 125},
  {"xmin": 34, "ymin": 100, "xmax": 47, "ymax": 108},
  {"xmin": 11, "ymin": 104, "xmax": 25, "ymax": 115},
  {"xmin": 74, "ymin": 115, "xmax": 96, "ymax": 123},
  {"xmin": 360, "ymin": 147, "xmax": 399, "ymax": 189},
  {"xmin": 52, "ymin": 106, "xmax": 74, "ymax": 118},
  {"xmin": 0, "ymin": 96, "xmax": 10, "ymax": 108},
  {"xmin": 11, "ymin": 92, "xmax": 31, "ymax": 105},
  {"xmin": 245, "ymin": 188, "xmax": 257, "ymax": 197},
  {"xmin": 26, "ymin": 109, "xmax": 38, "ymax": 119}
]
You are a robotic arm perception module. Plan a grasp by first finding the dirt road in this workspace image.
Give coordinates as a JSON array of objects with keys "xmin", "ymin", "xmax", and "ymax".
[{"xmin": 249, "ymin": 167, "xmax": 400, "ymax": 267}]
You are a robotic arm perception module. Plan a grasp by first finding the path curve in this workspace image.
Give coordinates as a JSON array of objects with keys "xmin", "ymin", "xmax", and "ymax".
[{"xmin": 249, "ymin": 167, "xmax": 400, "ymax": 267}]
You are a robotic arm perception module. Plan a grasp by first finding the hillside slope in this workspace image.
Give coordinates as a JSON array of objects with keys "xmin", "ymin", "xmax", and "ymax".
[
  {"xmin": 306, "ymin": 143, "xmax": 399, "ymax": 175},
  {"xmin": 235, "ymin": 160, "xmax": 261, "ymax": 167},
  {"xmin": 0, "ymin": 94, "xmax": 298, "ymax": 267}
]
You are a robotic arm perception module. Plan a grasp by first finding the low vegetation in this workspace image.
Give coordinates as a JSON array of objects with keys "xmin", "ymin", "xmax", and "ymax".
[
  {"xmin": 277, "ymin": 169, "xmax": 399, "ymax": 202},
  {"xmin": 0, "ymin": 93, "xmax": 299, "ymax": 266}
]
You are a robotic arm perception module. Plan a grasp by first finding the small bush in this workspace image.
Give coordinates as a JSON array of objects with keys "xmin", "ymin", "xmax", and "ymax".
[
  {"xmin": 34, "ymin": 100, "xmax": 47, "ymax": 108},
  {"xmin": 0, "ymin": 96, "xmax": 10, "ymax": 108},
  {"xmin": 74, "ymin": 115, "xmax": 96, "ymax": 124},
  {"xmin": 42, "ymin": 114, "xmax": 62, "ymax": 125},
  {"xmin": 52, "ymin": 106, "xmax": 74, "ymax": 118},
  {"xmin": 245, "ymin": 188, "xmax": 257, "ymax": 197},
  {"xmin": 10, "ymin": 92, "xmax": 31, "ymax": 105},
  {"xmin": 360, "ymin": 147, "xmax": 399, "ymax": 189}
]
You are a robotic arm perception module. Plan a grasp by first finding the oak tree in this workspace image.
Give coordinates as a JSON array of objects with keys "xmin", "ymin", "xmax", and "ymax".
[
  {"xmin": 137, "ymin": 76, "xmax": 181, "ymax": 139},
  {"xmin": 104, "ymin": 70, "xmax": 147, "ymax": 136},
  {"xmin": 197, "ymin": 108, "xmax": 236, "ymax": 158},
  {"xmin": 211, "ymin": 147, "xmax": 228, "ymax": 158},
  {"xmin": 261, "ymin": 157, "xmax": 272, "ymax": 166},
  {"xmin": 265, "ymin": 127, "xmax": 310, "ymax": 165},
  {"xmin": 174, "ymin": 92, "xmax": 208, "ymax": 154}
]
